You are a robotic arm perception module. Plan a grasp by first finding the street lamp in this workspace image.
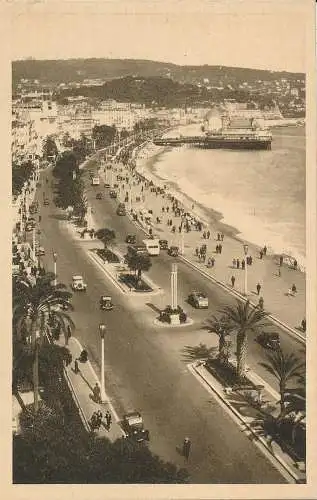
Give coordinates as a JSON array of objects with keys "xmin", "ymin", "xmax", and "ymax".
[
  {"xmin": 243, "ymin": 243, "xmax": 249, "ymax": 296},
  {"xmin": 53, "ymin": 251, "xmax": 57, "ymax": 286},
  {"xmin": 99, "ymin": 323, "xmax": 107, "ymax": 403}
]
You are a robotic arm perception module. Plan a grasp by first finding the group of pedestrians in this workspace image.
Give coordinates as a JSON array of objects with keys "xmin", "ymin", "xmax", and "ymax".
[{"xmin": 89, "ymin": 410, "xmax": 112, "ymax": 432}]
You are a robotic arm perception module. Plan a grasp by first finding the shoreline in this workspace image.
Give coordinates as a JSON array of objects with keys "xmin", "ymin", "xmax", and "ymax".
[{"xmin": 134, "ymin": 141, "xmax": 305, "ymax": 274}]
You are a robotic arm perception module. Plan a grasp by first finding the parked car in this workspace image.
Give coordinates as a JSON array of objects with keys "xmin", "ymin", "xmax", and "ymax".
[
  {"xmin": 71, "ymin": 275, "xmax": 87, "ymax": 292},
  {"xmin": 44, "ymin": 198, "xmax": 50, "ymax": 206},
  {"xmin": 35, "ymin": 246, "xmax": 45, "ymax": 257},
  {"xmin": 109, "ymin": 190, "xmax": 117, "ymax": 199},
  {"xmin": 188, "ymin": 291, "xmax": 209, "ymax": 309},
  {"xmin": 159, "ymin": 239, "xmax": 168, "ymax": 250},
  {"xmin": 104, "ymin": 183, "xmax": 110, "ymax": 188},
  {"xmin": 168, "ymin": 246, "xmax": 179, "ymax": 257},
  {"xmin": 25, "ymin": 218, "xmax": 36, "ymax": 231},
  {"xmin": 126, "ymin": 234, "xmax": 136, "ymax": 244},
  {"xmin": 96, "ymin": 192, "xmax": 103, "ymax": 200},
  {"xmin": 122, "ymin": 411, "xmax": 150, "ymax": 442},
  {"xmin": 256, "ymin": 332, "xmax": 280, "ymax": 350}
]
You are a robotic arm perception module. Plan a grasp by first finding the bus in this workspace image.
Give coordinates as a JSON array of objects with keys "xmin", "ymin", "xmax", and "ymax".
[
  {"xmin": 142, "ymin": 238, "xmax": 160, "ymax": 256},
  {"xmin": 91, "ymin": 176, "xmax": 100, "ymax": 186}
]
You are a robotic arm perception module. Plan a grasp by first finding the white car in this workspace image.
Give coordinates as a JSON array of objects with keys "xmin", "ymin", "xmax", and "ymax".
[
  {"xmin": 71, "ymin": 275, "xmax": 87, "ymax": 291},
  {"xmin": 188, "ymin": 291, "xmax": 209, "ymax": 309}
]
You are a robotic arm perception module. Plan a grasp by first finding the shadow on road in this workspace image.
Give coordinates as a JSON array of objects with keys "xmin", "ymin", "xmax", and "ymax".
[
  {"xmin": 181, "ymin": 343, "xmax": 217, "ymax": 363},
  {"xmin": 145, "ymin": 302, "xmax": 161, "ymax": 314}
]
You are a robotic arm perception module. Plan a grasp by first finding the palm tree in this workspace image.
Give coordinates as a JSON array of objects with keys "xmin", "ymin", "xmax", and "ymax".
[
  {"xmin": 220, "ymin": 300, "xmax": 270, "ymax": 379},
  {"xmin": 205, "ymin": 315, "xmax": 232, "ymax": 365},
  {"xmin": 13, "ymin": 272, "xmax": 75, "ymax": 413},
  {"xmin": 260, "ymin": 348, "xmax": 305, "ymax": 419},
  {"xmin": 125, "ymin": 253, "xmax": 152, "ymax": 285}
]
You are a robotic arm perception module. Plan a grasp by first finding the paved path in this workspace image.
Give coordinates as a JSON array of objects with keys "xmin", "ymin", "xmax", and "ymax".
[
  {"xmin": 57, "ymin": 336, "xmax": 124, "ymax": 442},
  {"xmin": 99, "ymin": 155, "xmax": 306, "ymax": 336}
]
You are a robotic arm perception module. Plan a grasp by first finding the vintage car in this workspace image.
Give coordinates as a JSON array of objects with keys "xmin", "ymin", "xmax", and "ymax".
[
  {"xmin": 159, "ymin": 239, "xmax": 168, "ymax": 250},
  {"xmin": 96, "ymin": 192, "xmax": 103, "ymax": 200},
  {"xmin": 43, "ymin": 198, "xmax": 50, "ymax": 206},
  {"xmin": 122, "ymin": 411, "xmax": 150, "ymax": 442},
  {"xmin": 116, "ymin": 203, "xmax": 126, "ymax": 216},
  {"xmin": 125, "ymin": 234, "xmax": 137, "ymax": 244},
  {"xmin": 188, "ymin": 291, "xmax": 209, "ymax": 309},
  {"xmin": 256, "ymin": 332, "xmax": 280, "ymax": 350},
  {"xmin": 25, "ymin": 218, "xmax": 36, "ymax": 231},
  {"xmin": 100, "ymin": 295, "xmax": 114, "ymax": 311},
  {"xmin": 109, "ymin": 190, "xmax": 117, "ymax": 199},
  {"xmin": 167, "ymin": 246, "xmax": 179, "ymax": 257},
  {"xmin": 71, "ymin": 275, "xmax": 87, "ymax": 292}
]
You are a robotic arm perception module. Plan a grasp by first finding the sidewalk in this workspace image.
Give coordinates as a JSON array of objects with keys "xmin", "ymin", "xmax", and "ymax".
[
  {"xmin": 191, "ymin": 361, "xmax": 306, "ymax": 484},
  {"xmin": 57, "ymin": 336, "xmax": 124, "ymax": 441},
  {"xmin": 99, "ymin": 158, "xmax": 306, "ymax": 337}
]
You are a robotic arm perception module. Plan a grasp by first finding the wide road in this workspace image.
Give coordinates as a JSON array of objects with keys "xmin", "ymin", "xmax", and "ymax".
[{"xmin": 33, "ymin": 168, "xmax": 292, "ymax": 483}]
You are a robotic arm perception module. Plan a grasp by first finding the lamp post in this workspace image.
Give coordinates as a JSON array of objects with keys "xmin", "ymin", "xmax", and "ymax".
[
  {"xmin": 243, "ymin": 243, "xmax": 249, "ymax": 296},
  {"xmin": 99, "ymin": 323, "xmax": 107, "ymax": 403},
  {"xmin": 53, "ymin": 251, "xmax": 57, "ymax": 286}
]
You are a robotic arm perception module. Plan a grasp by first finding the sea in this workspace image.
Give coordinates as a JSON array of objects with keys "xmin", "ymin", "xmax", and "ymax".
[{"xmin": 150, "ymin": 124, "xmax": 306, "ymax": 269}]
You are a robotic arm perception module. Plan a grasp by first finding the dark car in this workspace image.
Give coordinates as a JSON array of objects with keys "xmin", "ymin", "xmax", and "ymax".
[
  {"xmin": 168, "ymin": 246, "xmax": 179, "ymax": 257},
  {"xmin": 256, "ymin": 332, "xmax": 280, "ymax": 350},
  {"xmin": 43, "ymin": 198, "xmax": 50, "ymax": 206},
  {"xmin": 122, "ymin": 411, "xmax": 150, "ymax": 442},
  {"xmin": 109, "ymin": 190, "xmax": 117, "ymax": 199},
  {"xmin": 96, "ymin": 192, "xmax": 103, "ymax": 200},
  {"xmin": 104, "ymin": 183, "xmax": 110, "ymax": 188},
  {"xmin": 159, "ymin": 239, "xmax": 168, "ymax": 250},
  {"xmin": 116, "ymin": 203, "xmax": 126, "ymax": 216},
  {"xmin": 126, "ymin": 234, "xmax": 137, "ymax": 244}
]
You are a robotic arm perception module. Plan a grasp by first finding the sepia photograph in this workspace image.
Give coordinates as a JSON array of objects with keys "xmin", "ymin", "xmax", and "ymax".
[{"xmin": 6, "ymin": 0, "xmax": 316, "ymax": 496}]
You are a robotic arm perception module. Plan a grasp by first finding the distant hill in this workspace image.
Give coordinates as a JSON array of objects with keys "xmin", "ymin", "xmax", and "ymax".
[{"xmin": 12, "ymin": 58, "xmax": 305, "ymax": 87}]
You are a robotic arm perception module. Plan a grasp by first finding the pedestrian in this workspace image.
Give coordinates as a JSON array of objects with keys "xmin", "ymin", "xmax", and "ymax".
[
  {"xmin": 259, "ymin": 250, "xmax": 263, "ymax": 259},
  {"xmin": 74, "ymin": 359, "xmax": 79, "ymax": 374},
  {"xmin": 231, "ymin": 275, "xmax": 236, "ymax": 288},
  {"xmin": 210, "ymin": 256, "xmax": 215, "ymax": 267},
  {"xmin": 195, "ymin": 247, "xmax": 199, "ymax": 257},
  {"xmin": 162, "ymin": 206, "xmax": 165, "ymax": 213},
  {"xmin": 207, "ymin": 230, "xmax": 210, "ymax": 239},
  {"xmin": 236, "ymin": 259, "xmax": 240, "ymax": 269},
  {"xmin": 166, "ymin": 206, "xmax": 169, "ymax": 213},
  {"xmin": 178, "ymin": 225, "xmax": 182, "ymax": 233},
  {"xmin": 263, "ymin": 245, "xmax": 267, "ymax": 256},
  {"xmin": 301, "ymin": 318, "xmax": 306, "ymax": 333},
  {"xmin": 172, "ymin": 225, "xmax": 176, "ymax": 233},
  {"xmin": 293, "ymin": 259, "xmax": 298, "ymax": 271},
  {"xmin": 279, "ymin": 255, "xmax": 283, "ymax": 267},
  {"xmin": 232, "ymin": 258, "xmax": 236, "ymax": 268},
  {"xmin": 291, "ymin": 284, "xmax": 297, "ymax": 295},
  {"xmin": 203, "ymin": 231, "xmax": 206, "ymax": 239},
  {"xmin": 215, "ymin": 244, "xmax": 219, "ymax": 254},
  {"xmin": 217, "ymin": 232, "xmax": 220, "ymax": 241},
  {"xmin": 220, "ymin": 233, "xmax": 224, "ymax": 241},
  {"xmin": 93, "ymin": 383, "xmax": 101, "ymax": 403},
  {"xmin": 241, "ymin": 259, "xmax": 245, "ymax": 270},
  {"xmin": 105, "ymin": 410, "xmax": 112, "ymax": 430},
  {"xmin": 258, "ymin": 296, "xmax": 264, "ymax": 309},
  {"xmin": 218, "ymin": 244, "xmax": 222, "ymax": 254},
  {"xmin": 256, "ymin": 282, "xmax": 261, "ymax": 295},
  {"xmin": 182, "ymin": 437, "xmax": 191, "ymax": 461}
]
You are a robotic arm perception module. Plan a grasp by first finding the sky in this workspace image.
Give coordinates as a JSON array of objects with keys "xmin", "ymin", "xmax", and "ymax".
[{"xmin": 8, "ymin": 0, "xmax": 314, "ymax": 72}]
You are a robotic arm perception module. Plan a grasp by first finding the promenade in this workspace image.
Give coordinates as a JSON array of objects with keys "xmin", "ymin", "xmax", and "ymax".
[{"xmin": 99, "ymin": 150, "xmax": 306, "ymax": 337}]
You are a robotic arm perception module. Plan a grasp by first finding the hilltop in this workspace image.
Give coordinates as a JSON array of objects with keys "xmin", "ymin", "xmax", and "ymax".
[{"xmin": 12, "ymin": 58, "xmax": 304, "ymax": 87}]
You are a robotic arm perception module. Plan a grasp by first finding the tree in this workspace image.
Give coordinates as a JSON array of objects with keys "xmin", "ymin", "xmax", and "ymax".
[
  {"xmin": 125, "ymin": 253, "xmax": 152, "ymax": 284},
  {"xmin": 260, "ymin": 349, "xmax": 305, "ymax": 419},
  {"xmin": 13, "ymin": 272, "xmax": 74, "ymax": 413},
  {"xmin": 220, "ymin": 300, "xmax": 270, "ymax": 379},
  {"xmin": 42, "ymin": 136, "xmax": 58, "ymax": 161},
  {"xmin": 205, "ymin": 315, "xmax": 232, "ymax": 365},
  {"xmin": 92, "ymin": 125, "xmax": 116, "ymax": 149},
  {"xmin": 12, "ymin": 161, "xmax": 35, "ymax": 196},
  {"xmin": 95, "ymin": 228, "xmax": 116, "ymax": 249}
]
